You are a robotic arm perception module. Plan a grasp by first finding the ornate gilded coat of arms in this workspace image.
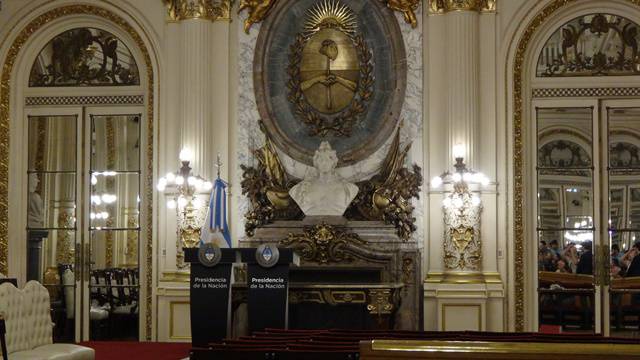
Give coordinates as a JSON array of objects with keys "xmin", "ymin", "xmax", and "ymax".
[{"xmin": 287, "ymin": 0, "xmax": 374, "ymax": 137}]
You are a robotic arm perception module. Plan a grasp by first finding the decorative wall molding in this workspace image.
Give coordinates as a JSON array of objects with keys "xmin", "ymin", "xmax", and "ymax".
[
  {"xmin": 163, "ymin": 0, "xmax": 232, "ymax": 21},
  {"xmin": 532, "ymin": 87, "xmax": 640, "ymax": 98},
  {"xmin": 428, "ymin": 0, "xmax": 496, "ymax": 15},
  {"xmin": 25, "ymin": 95, "xmax": 145, "ymax": 106}
]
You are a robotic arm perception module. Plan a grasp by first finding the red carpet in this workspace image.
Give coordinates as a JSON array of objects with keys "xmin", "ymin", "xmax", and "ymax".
[{"xmin": 80, "ymin": 341, "xmax": 191, "ymax": 360}]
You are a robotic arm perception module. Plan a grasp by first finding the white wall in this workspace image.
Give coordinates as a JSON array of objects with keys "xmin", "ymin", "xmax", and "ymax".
[{"xmin": 0, "ymin": 0, "xmax": 576, "ymax": 339}]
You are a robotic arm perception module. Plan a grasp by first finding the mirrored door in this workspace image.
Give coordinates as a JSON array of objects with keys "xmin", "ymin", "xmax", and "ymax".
[
  {"xmin": 85, "ymin": 111, "xmax": 141, "ymax": 341},
  {"xmin": 26, "ymin": 107, "xmax": 142, "ymax": 342},
  {"xmin": 536, "ymin": 105, "xmax": 597, "ymax": 334},
  {"xmin": 27, "ymin": 111, "xmax": 80, "ymax": 343},
  {"xmin": 605, "ymin": 103, "xmax": 640, "ymax": 338},
  {"xmin": 534, "ymin": 99, "xmax": 640, "ymax": 338}
]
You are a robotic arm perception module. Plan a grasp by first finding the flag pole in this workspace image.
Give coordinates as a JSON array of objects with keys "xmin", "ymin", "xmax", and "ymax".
[{"xmin": 216, "ymin": 152, "xmax": 222, "ymax": 179}]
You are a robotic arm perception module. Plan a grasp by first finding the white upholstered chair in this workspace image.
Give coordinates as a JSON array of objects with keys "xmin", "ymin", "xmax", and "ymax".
[{"xmin": 0, "ymin": 281, "xmax": 94, "ymax": 360}]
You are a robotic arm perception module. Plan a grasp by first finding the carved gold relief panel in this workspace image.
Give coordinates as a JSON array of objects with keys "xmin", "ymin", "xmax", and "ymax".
[{"xmin": 164, "ymin": 0, "xmax": 232, "ymax": 21}]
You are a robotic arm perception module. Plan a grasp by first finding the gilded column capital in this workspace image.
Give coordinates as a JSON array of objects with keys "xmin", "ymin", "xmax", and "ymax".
[
  {"xmin": 163, "ymin": 0, "xmax": 233, "ymax": 21},
  {"xmin": 428, "ymin": 0, "xmax": 496, "ymax": 15}
]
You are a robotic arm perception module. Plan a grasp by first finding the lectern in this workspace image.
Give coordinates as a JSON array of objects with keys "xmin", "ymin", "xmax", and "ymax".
[
  {"xmin": 240, "ymin": 246, "xmax": 298, "ymax": 332},
  {"xmin": 184, "ymin": 246, "xmax": 236, "ymax": 347}
]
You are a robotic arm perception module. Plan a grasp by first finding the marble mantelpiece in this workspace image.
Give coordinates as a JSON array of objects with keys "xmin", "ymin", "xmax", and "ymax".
[{"xmin": 239, "ymin": 217, "xmax": 422, "ymax": 330}]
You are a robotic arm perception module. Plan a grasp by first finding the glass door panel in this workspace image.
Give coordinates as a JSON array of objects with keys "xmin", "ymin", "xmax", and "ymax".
[
  {"xmin": 27, "ymin": 114, "xmax": 78, "ymax": 343},
  {"xmin": 537, "ymin": 107, "xmax": 596, "ymax": 333},
  {"xmin": 607, "ymin": 106, "xmax": 640, "ymax": 338},
  {"xmin": 87, "ymin": 114, "xmax": 140, "ymax": 341}
]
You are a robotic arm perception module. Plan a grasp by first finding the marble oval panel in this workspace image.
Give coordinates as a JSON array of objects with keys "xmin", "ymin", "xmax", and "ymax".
[{"xmin": 254, "ymin": 0, "xmax": 406, "ymax": 166}]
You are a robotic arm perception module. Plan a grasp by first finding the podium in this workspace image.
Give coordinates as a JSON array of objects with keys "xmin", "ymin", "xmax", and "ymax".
[
  {"xmin": 240, "ymin": 247, "xmax": 298, "ymax": 332},
  {"xmin": 184, "ymin": 247, "xmax": 236, "ymax": 347}
]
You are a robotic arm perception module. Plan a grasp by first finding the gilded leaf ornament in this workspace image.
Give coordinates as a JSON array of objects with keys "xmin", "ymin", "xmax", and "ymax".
[
  {"xmin": 163, "ymin": 0, "xmax": 232, "ymax": 21},
  {"xmin": 279, "ymin": 223, "xmax": 368, "ymax": 264},
  {"xmin": 381, "ymin": 0, "xmax": 421, "ymax": 28},
  {"xmin": 238, "ymin": 0, "xmax": 277, "ymax": 33},
  {"xmin": 428, "ymin": 0, "xmax": 496, "ymax": 14}
]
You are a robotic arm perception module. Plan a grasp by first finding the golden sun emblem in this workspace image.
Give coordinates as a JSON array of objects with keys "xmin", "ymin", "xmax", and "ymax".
[{"xmin": 300, "ymin": 1, "xmax": 359, "ymax": 114}]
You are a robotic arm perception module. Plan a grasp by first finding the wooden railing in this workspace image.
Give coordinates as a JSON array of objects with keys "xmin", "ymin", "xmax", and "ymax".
[{"xmin": 360, "ymin": 340, "xmax": 640, "ymax": 359}]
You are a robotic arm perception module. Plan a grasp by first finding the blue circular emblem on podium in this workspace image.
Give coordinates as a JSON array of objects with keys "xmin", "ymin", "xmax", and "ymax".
[
  {"xmin": 198, "ymin": 243, "xmax": 222, "ymax": 267},
  {"xmin": 256, "ymin": 244, "xmax": 279, "ymax": 268}
]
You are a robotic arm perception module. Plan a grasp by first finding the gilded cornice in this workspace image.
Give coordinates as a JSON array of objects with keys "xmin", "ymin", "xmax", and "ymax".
[
  {"xmin": 428, "ymin": 0, "xmax": 496, "ymax": 14},
  {"xmin": 163, "ymin": 0, "xmax": 232, "ymax": 21},
  {"xmin": 238, "ymin": 0, "xmax": 427, "ymax": 32}
]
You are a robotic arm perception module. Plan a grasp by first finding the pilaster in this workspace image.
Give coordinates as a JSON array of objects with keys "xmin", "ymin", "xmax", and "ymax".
[
  {"xmin": 157, "ymin": 1, "xmax": 233, "ymax": 341},
  {"xmin": 424, "ymin": 2, "xmax": 503, "ymax": 332},
  {"xmin": 445, "ymin": 11, "xmax": 478, "ymax": 167}
]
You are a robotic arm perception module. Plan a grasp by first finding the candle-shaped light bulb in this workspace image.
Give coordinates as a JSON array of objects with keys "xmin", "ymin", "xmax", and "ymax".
[
  {"xmin": 452, "ymin": 143, "xmax": 465, "ymax": 159},
  {"xmin": 179, "ymin": 147, "xmax": 194, "ymax": 162}
]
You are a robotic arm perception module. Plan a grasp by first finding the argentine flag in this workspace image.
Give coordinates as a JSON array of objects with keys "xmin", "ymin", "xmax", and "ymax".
[{"xmin": 199, "ymin": 177, "xmax": 232, "ymax": 248}]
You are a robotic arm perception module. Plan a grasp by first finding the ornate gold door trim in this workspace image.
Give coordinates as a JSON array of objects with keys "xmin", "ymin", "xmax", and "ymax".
[{"xmin": 511, "ymin": 0, "xmax": 640, "ymax": 332}]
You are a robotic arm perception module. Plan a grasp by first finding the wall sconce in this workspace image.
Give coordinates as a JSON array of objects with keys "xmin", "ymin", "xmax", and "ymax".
[
  {"xmin": 431, "ymin": 144, "xmax": 489, "ymax": 276},
  {"xmin": 157, "ymin": 147, "xmax": 213, "ymax": 269}
]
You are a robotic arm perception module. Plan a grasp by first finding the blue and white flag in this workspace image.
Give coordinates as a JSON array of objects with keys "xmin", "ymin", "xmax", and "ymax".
[{"xmin": 200, "ymin": 177, "xmax": 231, "ymax": 248}]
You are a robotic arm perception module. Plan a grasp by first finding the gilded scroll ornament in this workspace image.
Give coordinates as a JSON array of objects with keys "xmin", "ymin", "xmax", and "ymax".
[
  {"xmin": 287, "ymin": 0, "xmax": 374, "ymax": 137},
  {"xmin": 380, "ymin": 0, "xmax": 421, "ymax": 28},
  {"xmin": 366, "ymin": 288, "xmax": 394, "ymax": 316},
  {"xmin": 163, "ymin": 0, "xmax": 232, "ymax": 21},
  {"xmin": 442, "ymin": 191, "xmax": 482, "ymax": 271},
  {"xmin": 345, "ymin": 130, "xmax": 423, "ymax": 241},
  {"xmin": 279, "ymin": 223, "xmax": 367, "ymax": 264},
  {"xmin": 238, "ymin": 0, "xmax": 277, "ymax": 33},
  {"xmin": 29, "ymin": 28, "xmax": 140, "ymax": 87},
  {"xmin": 428, "ymin": 0, "xmax": 496, "ymax": 14},
  {"xmin": 537, "ymin": 14, "xmax": 640, "ymax": 77}
]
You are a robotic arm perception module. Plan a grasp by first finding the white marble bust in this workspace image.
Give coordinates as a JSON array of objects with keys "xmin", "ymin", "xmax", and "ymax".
[
  {"xmin": 289, "ymin": 141, "xmax": 358, "ymax": 216},
  {"xmin": 28, "ymin": 173, "xmax": 44, "ymax": 228}
]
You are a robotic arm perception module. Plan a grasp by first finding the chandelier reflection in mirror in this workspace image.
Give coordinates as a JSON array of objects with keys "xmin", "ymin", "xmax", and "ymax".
[
  {"xmin": 156, "ymin": 148, "xmax": 213, "ymax": 269},
  {"xmin": 431, "ymin": 144, "xmax": 490, "ymax": 274}
]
